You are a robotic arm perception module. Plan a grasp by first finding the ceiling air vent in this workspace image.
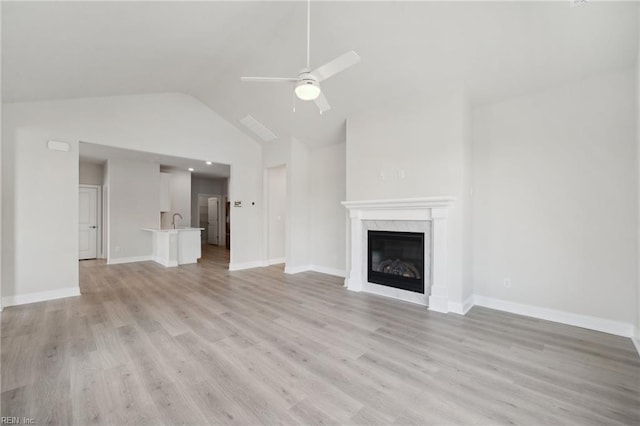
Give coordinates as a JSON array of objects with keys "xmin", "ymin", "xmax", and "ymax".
[{"xmin": 239, "ymin": 115, "xmax": 277, "ymax": 142}]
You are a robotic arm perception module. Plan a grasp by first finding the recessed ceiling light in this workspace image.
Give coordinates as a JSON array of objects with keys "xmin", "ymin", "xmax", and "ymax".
[
  {"xmin": 188, "ymin": 168, "xmax": 194, "ymax": 172},
  {"xmin": 206, "ymin": 161, "xmax": 212, "ymax": 165}
]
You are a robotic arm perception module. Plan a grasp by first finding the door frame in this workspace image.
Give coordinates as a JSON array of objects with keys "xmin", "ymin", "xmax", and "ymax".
[{"xmin": 79, "ymin": 184, "xmax": 102, "ymax": 259}]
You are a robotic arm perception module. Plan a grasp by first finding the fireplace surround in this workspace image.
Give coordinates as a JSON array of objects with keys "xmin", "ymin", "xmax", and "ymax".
[{"xmin": 341, "ymin": 197, "xmax": 454, "ymax": 311}]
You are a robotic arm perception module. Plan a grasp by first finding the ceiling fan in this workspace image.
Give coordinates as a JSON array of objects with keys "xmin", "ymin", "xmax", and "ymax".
[{"xmin": 240, "ymin": 0, "xmax": 360, "ymax": 114}]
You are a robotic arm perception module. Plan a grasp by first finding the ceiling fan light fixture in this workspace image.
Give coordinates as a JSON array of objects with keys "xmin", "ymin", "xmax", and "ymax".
[{"xmin": 295, "ymin": 80, "xmax": 321, "ymax": 101}]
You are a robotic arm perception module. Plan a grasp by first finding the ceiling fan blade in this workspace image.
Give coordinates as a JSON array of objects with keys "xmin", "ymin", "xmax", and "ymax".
[
  {"xmin": 311, "ymin": 51, "xmax": 361, "ymax": 82},
  {"xmin": 240, "ymin": 77, "xmax": 297, "ymax": 83},
  {"xmin": 314, "ymin": 91, "xmax": 331, "ymax": 113}
]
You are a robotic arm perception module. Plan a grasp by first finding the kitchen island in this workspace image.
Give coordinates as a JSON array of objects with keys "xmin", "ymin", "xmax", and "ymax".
[{"xmin": 142, "ymin": 227, "xmax": 204, "ymax": 267}]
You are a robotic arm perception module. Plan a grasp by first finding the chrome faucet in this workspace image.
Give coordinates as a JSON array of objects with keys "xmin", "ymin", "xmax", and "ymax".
[{"xmin": 171, "ymin": 213, "xmax": 183, "ymax": 229}]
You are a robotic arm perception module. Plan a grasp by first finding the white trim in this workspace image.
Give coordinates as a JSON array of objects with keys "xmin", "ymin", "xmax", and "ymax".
[
  {"xmin": 448, "ymin": 295, "xmax": 474, "ymax": 315},
  {"xmin": 632, "ymin": 333, "xmax": 640, "ymax": 357},
  {"xmin": 229, "ymin": 260, "xmax": 264, "ymax": 271},
  {"xmin": 473, "ymin": 295, "xmax": 635, "ymax": 338},
  {"xmin": 363, "ymin": 281, "xmax": 428, "ymax": 306},
  {"xmin": 342, "ymin": 198, "xmax": 454, "ymax": 310},
  {"xmin": 284, "ymin": 264, "xmax": 312, "ymax": 275},
  {"xmin": 268, "ymin": 257, "xmax": 286, "ymax": 265},
  {"xmin": 152, "ymin": 257, "xmax": 179, "ymax": 268},
  {"xmin": 107, "ymin": 255, "xmax": 153, "ymax": 265},
  {"xmin": 342, "ymin": 197, "xmax": 456, "ymax": 212},
  {"xmin": 2, "ymin": 286, "xmax": 81, "ymax": 307},
  {"xmin": 309, "ymin": 265, "xmax": 347, "ymax": 278}
]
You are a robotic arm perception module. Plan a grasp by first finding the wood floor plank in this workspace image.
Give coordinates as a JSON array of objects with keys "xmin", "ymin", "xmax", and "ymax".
[{"xmin": 2, "ymin": 245, "xmax": 639, "ymax": 425}]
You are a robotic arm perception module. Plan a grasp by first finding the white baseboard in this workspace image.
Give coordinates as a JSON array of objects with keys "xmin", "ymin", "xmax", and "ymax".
[
  {"xmin": 152, "ymin": 257, "xmax": 178, "ymax": 267},
  {"xmin": 267, "ymin": 258, "xmax": 286, "ymax": 266},
  {"xmin": 283, "ymin": 264, "xmax": 346, "ymax": 277},
  {"xmin": 473, "ymin": 295, "xmax": 634, "ymax": 338},
  {"xmin": 107, "ymin": 255, "xmax": 153, "ymax": 265},
  {"xmin": 229, "ymin": 260, "xmax": 264, "ymax": 271},
  {"xmin": 448, "ymin": 295, "xmax": 475, "ymax": 315},
  {"xmin": 284, "ymin": 264, "xmax": 312, "ymax": 275},
  {"xmin": 309, "ymin": 265, "xmax": 347, "ymax": 278},
  {"xmin": 2, "ymin": 286, "xmax": 81, "ymax": 308}
]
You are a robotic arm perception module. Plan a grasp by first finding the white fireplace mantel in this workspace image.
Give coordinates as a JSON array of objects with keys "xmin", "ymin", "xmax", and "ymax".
[{"xmin": 341, "ymin": 197, "xmax": 455, "ymax": 313}]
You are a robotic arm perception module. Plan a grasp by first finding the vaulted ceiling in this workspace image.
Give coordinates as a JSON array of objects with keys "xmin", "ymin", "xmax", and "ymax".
[{"xmin": 3, "ymin": 1, "xmax": 638, "ymax": 148}]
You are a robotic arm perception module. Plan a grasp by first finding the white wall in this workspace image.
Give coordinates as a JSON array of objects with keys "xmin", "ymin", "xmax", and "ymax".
[
  {"xmin": 102, "ymin": 161, "xmax": 109, "ymax": 259},
  {"xmin": 636, "ymin": 8, "xmax": 640, "ymax": 349},
  {"xmin": 285, "ymin": 138, "xmax": 310, "ymax": 272},
  {"xmin": 310, "ymin": 143, "xmax": 347, "ymax": 276},
  {"xmin": 346, "ymin": 88, "xmax": 466, "ymax": 201},
  {"xmin": 262, "ymin": 140, "xmax": 290, "ymax": 170},
  {"xmin": 262, "ymin": 138, "xmax": 348, "ymax": 276},
  {"xmin": 2, "ymin": 127, "xmax": 79, "ymax": 302},
  {"xmin": 462, "ymin": 97, "xmax": 474, "ymax": 302},
  {"xmin": 267, "ymin": 165, "xmax": 286, "ymax": 263},
  {"xmin": 472, "ymin": 69, "xmax": 637, "ymax": 326},
  {"xmin": 160, "ymin": 169, "xmax": 191, "ymax": 229},
  {"xmin": 106, "ymin": 158, "xmax": 160, "ymax": 262},
  {"xmin": 2, "ymin": 92, "xmax": 263, "ymax": 301},
  {"xmin": 346, "ymin": 86, "xmax": 471, "ymax": 307},
  {"xmin": 2, "ymin": 118, "xmax": 16, "ymax": 302},
  {"xmin": 79, "ymin": 161, "xmax": 104, "ymax": 185},
  {"xmin": 0, "ymin": 102, "xmax": 2, "ymax": 308}
]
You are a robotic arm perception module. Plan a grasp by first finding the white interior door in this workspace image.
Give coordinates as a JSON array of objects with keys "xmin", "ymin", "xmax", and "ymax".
[
  {"xmin": 79, "ymin": 186, "xmax": 98, "ymax": 259},
  {"xmin": 207, "ymin": 197, "xmax": 219, "ymax": 245}
]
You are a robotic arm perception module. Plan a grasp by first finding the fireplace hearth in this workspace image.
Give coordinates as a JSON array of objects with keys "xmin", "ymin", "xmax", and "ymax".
[{"xmin": 368, "ymin": 231, "xmax": 424, "ymax": 293}]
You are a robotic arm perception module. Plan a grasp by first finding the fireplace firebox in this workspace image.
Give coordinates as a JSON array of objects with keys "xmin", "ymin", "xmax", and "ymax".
[{"xmin": 368, "ymin": 231, "xmax": 425, "ymax": 293}]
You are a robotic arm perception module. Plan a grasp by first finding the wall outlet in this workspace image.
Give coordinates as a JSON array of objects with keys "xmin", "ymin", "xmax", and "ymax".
[{"xmin": 503, "ymin": 278, "xmax": 511, "ymax": 288}]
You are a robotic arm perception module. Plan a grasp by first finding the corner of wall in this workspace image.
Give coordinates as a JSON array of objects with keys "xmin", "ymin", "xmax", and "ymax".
[{"xmin": 636, "ymin": 2, "xmax": 640, "ymax": 355}]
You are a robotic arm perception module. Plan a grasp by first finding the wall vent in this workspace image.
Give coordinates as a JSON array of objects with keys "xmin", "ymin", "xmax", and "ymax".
[{"xmin": 239, "ymin": 115, "xmax": 277, "ymax": 142}]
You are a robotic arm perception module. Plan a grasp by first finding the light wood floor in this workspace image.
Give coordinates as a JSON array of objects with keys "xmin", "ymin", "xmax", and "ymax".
[{"xmin": 2, "ymin": 245, "xmax": 639, "ymax": 425}]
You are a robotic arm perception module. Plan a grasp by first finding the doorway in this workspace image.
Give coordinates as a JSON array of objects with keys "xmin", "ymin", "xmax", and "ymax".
[
  {"xmin": 197, "ymin": 194, "xmax": 225, "ymax": 246},
  {"xmin": 79, "ymin": 185, "xmax": 101, "ymax": 260}
]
